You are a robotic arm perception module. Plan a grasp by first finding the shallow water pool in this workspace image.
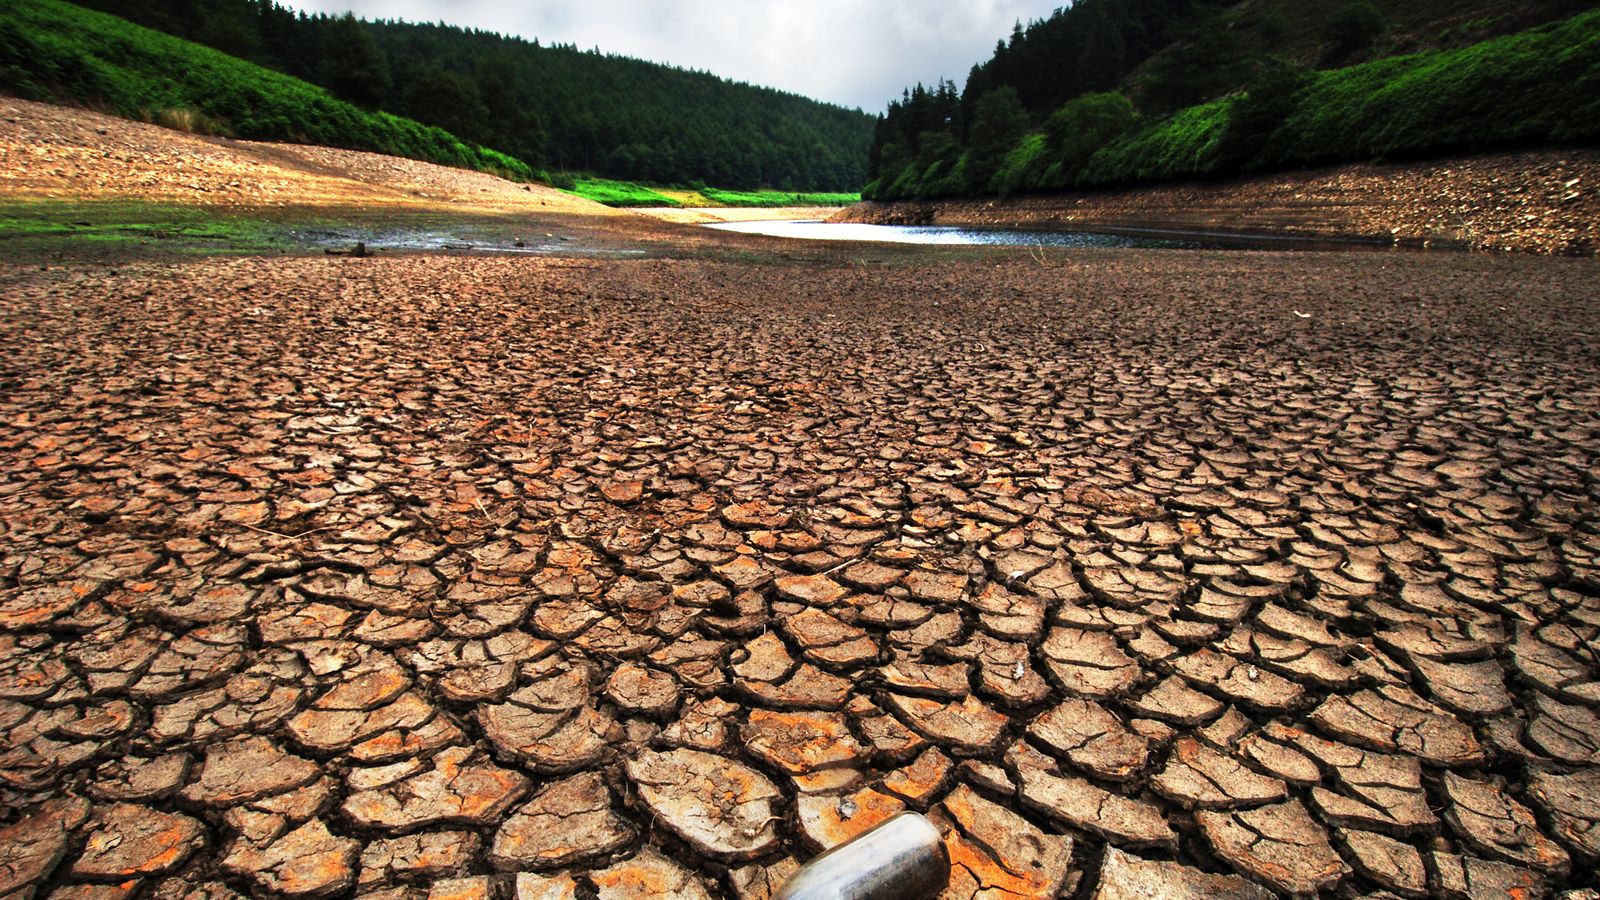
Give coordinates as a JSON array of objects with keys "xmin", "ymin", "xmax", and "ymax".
[{"xmin": 704, "ymin": 219, "xmax": 1412, "ymax": 251}]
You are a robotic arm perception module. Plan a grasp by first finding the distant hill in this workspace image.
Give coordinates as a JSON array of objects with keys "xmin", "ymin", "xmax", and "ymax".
[
  {"xmin": 0, "ymin": 0, "xmax": 538, "ymax": 183},
  {"xmin": 62, "ymin": 0, "xmax": 874, "ymax": 192},
  {"xmin": 868, "ymin": 0, "xmax": 1600, "ymax": 200}
]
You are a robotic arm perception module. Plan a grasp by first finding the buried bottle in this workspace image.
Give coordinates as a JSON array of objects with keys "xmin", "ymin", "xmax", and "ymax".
[{"xmin": 773, "ymin": 812, "xmax": 950, "ymax": 900}]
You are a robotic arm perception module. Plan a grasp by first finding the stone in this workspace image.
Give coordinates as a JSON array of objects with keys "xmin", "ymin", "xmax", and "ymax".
[
  {"xmin": 625, "ymin": 748, "xmax": 781, "ymax": 860},
  {"xmin": 490, "ymin": 771, "xmax": 633, "ymax": 870}
]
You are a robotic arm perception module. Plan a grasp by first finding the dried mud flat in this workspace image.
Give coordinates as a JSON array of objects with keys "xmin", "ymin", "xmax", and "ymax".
[{"xmin": 2, "ymin": 246, "xmax": 1599, "ymax": 900}]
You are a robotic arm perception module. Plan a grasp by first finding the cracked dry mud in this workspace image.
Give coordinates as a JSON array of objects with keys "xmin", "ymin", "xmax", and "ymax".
[{"xmin": 1, "ymin": 247, "xmax": 1598, "ymax": 900}]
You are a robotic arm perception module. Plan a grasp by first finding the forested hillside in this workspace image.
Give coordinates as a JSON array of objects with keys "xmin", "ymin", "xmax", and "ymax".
[
  {"xmin": 64, "ymin": 0, "xmax": 873, "ymax": 191},
  {"xmin": 868, "ymin": 0, "xmax": 1599, "ymax": 200},
  {"xmin": 0, "ymin": 0, "xmax": 539, "ymax": 182}
]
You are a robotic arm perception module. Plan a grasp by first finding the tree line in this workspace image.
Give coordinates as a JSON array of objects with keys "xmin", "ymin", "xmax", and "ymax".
[
  {"xmin": 866, "ymin": 0, "xmax": 1598, "ymax": 201},
  {"xmin": 70, "ymin": 0, "xmax": 874, "ymax": 191}
]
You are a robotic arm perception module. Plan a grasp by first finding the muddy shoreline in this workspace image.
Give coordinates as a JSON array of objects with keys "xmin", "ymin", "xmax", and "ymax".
[
  {"xmin": 4, "ymin": 94, "xmax": 1600, "ymax": 900},
  {"xmin": 833, "ymin": 148, "xmax": 1600, "ymax": 255}
]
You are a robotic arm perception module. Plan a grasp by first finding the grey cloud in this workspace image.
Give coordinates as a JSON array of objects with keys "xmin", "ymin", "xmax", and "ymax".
[{"xmin": 274, "ymin": 0, "xmax": 1063, "ymax": 111}]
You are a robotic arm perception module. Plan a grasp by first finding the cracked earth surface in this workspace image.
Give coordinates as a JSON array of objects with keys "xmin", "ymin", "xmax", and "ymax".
[{"xmin": 1, "ymin": 249, "xmax": 1598, "ymax": 899}]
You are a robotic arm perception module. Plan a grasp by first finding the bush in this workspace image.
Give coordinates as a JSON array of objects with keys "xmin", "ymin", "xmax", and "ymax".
[
  {"xmin": 990, "ymin": 134, "xmax": 1046, "ymax": 196},
  {"xmin": 1081, "ymin": 98, "xmax": 1234, "ymax": 186},
  {"xmin": 1214, "ymin": 63, "xmax": 1310, "ymax": 171},
  {"xmin": 1042, "ymin": 92, "xmax": 1139, "ymax": 186},
  {"xmin": 1324, "ymin": 2, "xmax": 1386, "ymax": 64}
]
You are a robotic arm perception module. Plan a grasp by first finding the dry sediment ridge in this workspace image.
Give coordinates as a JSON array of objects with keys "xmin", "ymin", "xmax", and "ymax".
[
  {"xmin": 1, "ymin": 244, "xmax": 1598, "ymax": 898},
  {"xmin": 835, "ymin": 149, "xmax": 1600, "ymax": 255}
]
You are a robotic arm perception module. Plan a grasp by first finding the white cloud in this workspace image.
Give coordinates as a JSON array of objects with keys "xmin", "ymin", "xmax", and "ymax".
[{"xmin": 273, "ymin": 0, "xmax": 1064, "ymax": 111}]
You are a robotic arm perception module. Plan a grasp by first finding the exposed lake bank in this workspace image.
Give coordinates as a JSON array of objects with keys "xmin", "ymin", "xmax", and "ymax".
[{"xmin": 835, "ymin": 148, "xmax": 1600, "ymax": 255}]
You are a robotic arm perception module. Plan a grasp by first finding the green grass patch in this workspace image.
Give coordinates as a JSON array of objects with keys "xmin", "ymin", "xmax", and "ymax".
[
  {"xmin": 0, "ymin": 0, "xmax": 542, "ymax": 182},
  {"xmin": 564, "ymin": 178, "xmax": 681, "ymax": 208},
  {"xmin": 696, "ymin": 188, "xmax": 861, "ymax": 208},
  {"xmin": 564, "ymin": 179, "xmax": 860, "ymax": 209},
  {"xmin": 0, "ymin": 199, "xmax": 294, "ymax": 259}
]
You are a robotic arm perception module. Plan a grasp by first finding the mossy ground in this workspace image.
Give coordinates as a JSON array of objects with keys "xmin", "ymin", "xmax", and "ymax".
[{"xmin": 0, "ymin": 200, "xmax": 295, "ymax": 261}]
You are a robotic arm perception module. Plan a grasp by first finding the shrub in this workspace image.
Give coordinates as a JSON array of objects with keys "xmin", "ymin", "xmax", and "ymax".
[
  {"xmin": 1080, "ymin": 98, "xmax": 1234, "ymax": 186},
  {"xmin": 1324, "ymin": 2, "xmax": 1386, "ymax": 64},
  {"xmin": 990, "ymin": 134, "xmax": 1046, "ymax": 196},
  {"xmin": 1214, "ymin": 62, "xmax": 1310, "ymax": 171},
  {"xmin": 1042, "ymin": 92, "xmax": 1138, "ymax": 186}
]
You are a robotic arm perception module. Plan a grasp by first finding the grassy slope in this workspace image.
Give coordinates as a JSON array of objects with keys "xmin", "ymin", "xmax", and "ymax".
[
  {"xmin": 872, "ymin": 9, "xmax": 1600, "ymax": 199},
  {"xmin": 0, "ymin": 0, "xmax": 539, "ymax": 181},
  {"xmin": 1087, "ymin": 10, "xmax": 1600, "ymax": 186},
  {"xmin": 567, "ymin": 178, "xmax": 860, "ymax": 209},
  {"xmin": 1124, "ymin": 0, "xmax": 1593, "ymax": 101}
]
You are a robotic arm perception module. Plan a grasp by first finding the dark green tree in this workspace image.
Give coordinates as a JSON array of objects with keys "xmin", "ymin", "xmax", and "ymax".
[
  {"xmin": 966, "ymin": 87, "xmax": 1029, "ymax": 190},
  {"xmin": 1324, "ymin": 2, "xmax": 1386, "ymax": 64},
  {"xmin": 322, "ymin": 13, "xmax": 388, "ymax": 108},
  {"xmin": 1043, "ymin": 91, "xmax": 1138, "ymax": 183}
]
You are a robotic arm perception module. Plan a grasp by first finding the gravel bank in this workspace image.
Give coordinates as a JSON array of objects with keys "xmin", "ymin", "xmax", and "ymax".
[{"xmin": 835, "ymin": 149, "xmax": 1600, "ymax": 254}]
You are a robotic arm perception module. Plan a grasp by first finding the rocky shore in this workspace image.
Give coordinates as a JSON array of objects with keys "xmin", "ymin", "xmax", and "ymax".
[{"xmin": 835, "ymin": 149, "xmax": 1600, "ymax": 254}]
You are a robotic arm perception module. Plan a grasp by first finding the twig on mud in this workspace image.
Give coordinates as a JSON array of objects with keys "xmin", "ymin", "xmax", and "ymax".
[{"xmin": 237, "ymin": 523, "xmax": 339, "ymax": 541}]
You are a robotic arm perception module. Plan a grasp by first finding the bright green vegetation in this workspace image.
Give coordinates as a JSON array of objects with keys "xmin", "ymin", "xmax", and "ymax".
[
  {"xmin": 566, "ymin": 179, "xmax": 861, "ymax": 209},
  {"xmin": 867, "ymin": 0, "xmax": 1597, "ymax": 200},
  {"xmin": 0, "ymin": 0, "xmax": 538, "ymax": 182},
  {"xmin": 66, "ymin": 0, "xmax": 873, "ymax": 191},
  {"xmin": 0, "ymin": 200, "xmax": 291, "ymax": 257},
  {"xmin": 696, "ymin": 189, "xmax": 862, "ymax": 208},
  {"xmin": 566, "ymin": 179, "xmax": 682, "ymax": 209}
]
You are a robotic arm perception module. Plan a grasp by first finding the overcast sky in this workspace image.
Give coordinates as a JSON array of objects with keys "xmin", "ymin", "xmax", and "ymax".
[{"xmin": 273, "ymin": 1, "xmax": 1065, "ymax": 112}]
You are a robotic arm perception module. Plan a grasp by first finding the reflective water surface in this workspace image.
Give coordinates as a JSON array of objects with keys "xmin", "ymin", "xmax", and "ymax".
[{"xmin": 705, "ymin": 219, "xmax": 1413, "ymax": 251}]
